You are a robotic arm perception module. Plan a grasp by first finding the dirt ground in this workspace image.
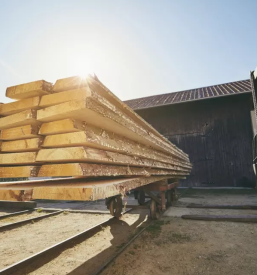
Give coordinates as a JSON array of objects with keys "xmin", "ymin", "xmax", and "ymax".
[
  {"xmin": 2, "ymin": 189, "xmax": 257, "ymax": 275},
  {"xmin": 0, "ymin": 212, "xmax": 112, "ymax": 269},
  {"xmin": 102, "ymin": 189, "xmax": 257, "ymax": 275},
  {"xmin": 23, "ymin": 210, "xmax": 149, "ymax": 275},
  {"xmin": 0, "ymin": 210, "xmax": 51, "ymax": 226}
]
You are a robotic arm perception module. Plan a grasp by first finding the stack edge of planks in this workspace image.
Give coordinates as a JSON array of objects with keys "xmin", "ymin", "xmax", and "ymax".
[{"xmin": 0, "ymin": 75, "xmax": 192, "ymax": 201}]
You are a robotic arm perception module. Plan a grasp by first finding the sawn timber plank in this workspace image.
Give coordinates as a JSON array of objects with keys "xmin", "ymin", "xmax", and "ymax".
[
  {"xmin": 38, "ymin": 163, "xmax": 188, "ymax": 177},
  {"xmin": 0, "ymin": 96, "xmax": 41, "ymax": 116},
  {"xmin": 0, "ymin": 110, "xmax": 39, "ymax": 130},
  {"xmin": 39, "ymin": 119, "xmax": 85, "ymax": 135},
  {"xmin": 37, "ymin": 98, "xmax": 188, "ymax": 160},
  {"xmin": 53, "ymin": 75, "xmax": 188, "ymax": 158},
  {"xmin": 42, "ymin": 128, "xmax": 192, "ymax": 166},
  {"xmin": 36, "ymin": 146, "xmax": 192, "ymax": 170},
  {"xmin": 6, "ymin": 80, "xmax": 53, "ymax": 100},
  {"xmin": 1, "ymin": 138, "xmax": 44, "ymax": 152},
  {"xmin": 0, "ymin": 176, "xmax": 174, "ymax": 201},
  {"xmin": 0, "ymin": 125, "xmax": 41, "ymax": 141},
  {"xmin": 0, "ymin": 152, "xmax": 38, "ymax": 165},
  {"xmin": 0, "ymin": 166, "xmax": 40, "ymax": 177}
]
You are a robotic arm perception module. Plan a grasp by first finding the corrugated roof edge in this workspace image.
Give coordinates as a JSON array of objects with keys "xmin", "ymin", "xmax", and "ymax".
[{"xmin": 124, "ymin": 79, "xmax": 251, "ymax": 110}]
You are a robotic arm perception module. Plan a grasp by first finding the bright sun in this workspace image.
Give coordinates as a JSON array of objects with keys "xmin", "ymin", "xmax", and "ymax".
[
  {"xmin": 72, "ymin": 59, "xmax": 93, "ymax": 78},
  {"xmin": 61, "ymin": 41, "xmax": 106, "ymax": 80}
]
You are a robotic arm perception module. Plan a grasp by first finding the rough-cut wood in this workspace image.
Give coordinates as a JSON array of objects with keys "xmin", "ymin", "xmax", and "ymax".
[
  {"xmin": 38, "ymin": 163, "xmax": 187, "ymax": 177},
  {"xmin": 1, "ymin": 138, "xmax": 44, "ymax": 152},
  {"xmin": 0, "ymin": 176, "xmax": 173, "ymax": 201},
  {"xmin": 36, "ymin": 146, "xmax": 192, "ymax": 170},
  {"xmin": 0, "ymin": 125, "xmax": 40, "ymax": 141},
  {"xmin": 53, "ymin": 76, "xmax": 88, "ymax": 92},
  {"xmin": 32, "ymin": 176, "xmax": 174, "ymax": 201},
  {"xmin": 37, "ymin": 98, "xmax": 188, "ymax": 160},
  {"xmin": 46, "ymin": 86, "xmax": 188, "ymax": 160},
  {"xmin": 0, "ymin": 152, "xmax": 38, "ymax": 165},
  {"xmin": 39, "ymin": 119, "xmax": 85, "ymax": 135},
  {"xmin": 39, "ymin": 88, "xmax": 91, "ymax": 108},
  {"xmin": 6, "ymin": 80, "xmax": 52, "ymax": 100},
  {"xmin": 0, "ymin": 166, "xmax": 40, "ymax": 177},
  {"xmin": 0, "ymin": 96, "xmax": 41, "ymax": 116},
  {"xmin": 87, "ymin": 76, "xmax": 187, "ymax": 155},
  {"xmin": 0, "ymin": 109, "xmax": 38, "ymax": 130},
  {"xmin": 42, "ymin": 128, "xmax": 192, "ymax": 167},
  {"xmin": 53, "ymin": 75, "xmax": 187, "ymax": 157},
  {"xmin": 0, "ymin": 190, "xmax": 25, "ymax": 201}
]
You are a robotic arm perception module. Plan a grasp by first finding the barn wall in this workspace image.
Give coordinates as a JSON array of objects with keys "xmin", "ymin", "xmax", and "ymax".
[{"xmin": 136, "ymin": 94, "xmax": 255, "ymax": 187}]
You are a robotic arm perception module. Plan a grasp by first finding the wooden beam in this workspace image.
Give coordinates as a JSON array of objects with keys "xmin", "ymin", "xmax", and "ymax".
[
  {"xmin": 37, "ymin": 98, "xmax": 187, "ymax": 160},
  {"xmin": 33, "ymin": 176, "xmax": 175, "ymax": 201},
  {"xmin": 36, "ymin": 146, "xmax": 192, "ymax": 170},
  {"xmin": 141, "ymin": 180, "xmax": 179, "ymax": 191},
  {"xmin": 6, "ymin": 80, "xmax": 52, "ymax": 100},
  {"xmin": 1, "ymin": 138, "xmax": 44, "ymax": 152},
  {"xmin": 42, "ymin": 128, "xmax": 192, "ymax": 167},
  {"xmin": 0, "ymin": 152, "xmax": 38, "ymax": 165},
  {"xmin": 38, "ymin": 163, "xmax": 188, "ymax": 177},
  {"xmin": 0, "ymin": 124, "xmax": 40, "ymax": 141},
  {"xmin": 0, "ymin": 96, "xmax": 41, "ymax": 116},
  {"xmin": 0, "ymin": 109, "xmax": 38, "ymax": 130},
  {"xmin": 0, "ymin": 166, "xmax": 40, "ymax": 177},
  {"xmin": 0, "ymin": 176, "xmax": 173, "ymax": 201},
  {"xmin": 39, "ymin": 119, "xmax": 85, "ymax": 135},
  {"xmin": 0, "ymin": 190, "xmax": 25, "ymax": 201}
]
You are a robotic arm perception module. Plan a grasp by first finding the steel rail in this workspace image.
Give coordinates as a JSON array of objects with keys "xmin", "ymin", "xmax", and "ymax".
[
  {"xmin": 0, "ymin": 209, "xmax": 33, "ymax": 220},
  {"xmin": 0, "ymin": 209, "xmax": 133, "ymax": 275},
  {"xmin": 92, "ymin": 222, "xmax": 151, "ymax": 275},
  {"xmin": 0, "ymin": 210, "xmax": 63, "ymax": 232}
]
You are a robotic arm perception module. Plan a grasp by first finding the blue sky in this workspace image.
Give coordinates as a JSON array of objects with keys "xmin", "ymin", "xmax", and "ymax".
[{"xmin": 0, "ymin": 0, "xmax": 256, "ymax": 103}]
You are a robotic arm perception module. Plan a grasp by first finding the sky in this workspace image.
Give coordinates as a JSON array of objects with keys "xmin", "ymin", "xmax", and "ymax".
[{"xmin": 0, "ymin": 0, "xmax": 256, "ymax": 103}]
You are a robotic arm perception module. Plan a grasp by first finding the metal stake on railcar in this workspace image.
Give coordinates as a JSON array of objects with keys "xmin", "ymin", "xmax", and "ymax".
[{"xmin": 250, "ymin": 67, "xmax": 257, "ymax": 177}]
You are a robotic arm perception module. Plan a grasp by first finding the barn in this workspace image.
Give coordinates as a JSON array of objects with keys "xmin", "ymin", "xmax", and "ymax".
[{"xmin": 125, "ymin": 79, "xmax": 255, "ymax": 188}]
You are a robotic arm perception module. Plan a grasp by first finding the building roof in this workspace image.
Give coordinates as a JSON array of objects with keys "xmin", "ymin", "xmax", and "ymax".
[{"xmin": 125, "ymin": 79, "xmax": 252, "ymax": 110}]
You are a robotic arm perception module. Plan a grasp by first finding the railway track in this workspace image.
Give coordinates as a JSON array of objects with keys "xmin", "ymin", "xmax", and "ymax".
[{"xmin": 0, "ymin": 206, "xmax": 150, "ymax": 275}]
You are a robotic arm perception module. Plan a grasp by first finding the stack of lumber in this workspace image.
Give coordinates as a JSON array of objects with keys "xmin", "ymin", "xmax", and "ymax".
[
  {"xmin": 0, "ymin": 75, "xmax": 192, "ymax": 201},
  {"xmin": 0, "ymin": 80, "xmax": 52, "ymax": 178}
]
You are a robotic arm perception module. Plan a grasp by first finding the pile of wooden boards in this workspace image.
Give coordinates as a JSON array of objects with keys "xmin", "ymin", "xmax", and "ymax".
[{"xmin": 0, "ymin": 75, "xmax": 192, "ymax": 201}]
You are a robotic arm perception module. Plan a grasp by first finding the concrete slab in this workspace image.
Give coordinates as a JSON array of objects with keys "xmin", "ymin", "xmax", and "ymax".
[
  {"xmin": 164, "ymin": 189, "xmax": 257, "ymax": 217},
  {"xmin": 163, "ymin": 206, "xmax": 257, "ymax": 217}
]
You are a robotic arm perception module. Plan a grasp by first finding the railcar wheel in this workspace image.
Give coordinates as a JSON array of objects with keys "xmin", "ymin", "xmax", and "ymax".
[
  {"xmin": 134, "ymin": 190, "xmax": 138, "ymax": 199},
  {"xmin": 150, "ymin": 199, "xmax": 160, "ymax": 220},
  {"xmin": 166, "ymin": 190, "xmax": 173, "ymax": 207},
  {"xmin": 109, "ymin": 196, "xmax": 122, "ymax": 218},
  {"xmin": 173, "ymin": 188, "xmax": 179, "ymax": 201},
  {"xmin": 137, "ymin": 191, "xmax": 145, "ymax": 205}
]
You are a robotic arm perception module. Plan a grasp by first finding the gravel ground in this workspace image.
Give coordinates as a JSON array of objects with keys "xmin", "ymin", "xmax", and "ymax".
[{"xmin": 102, "ymin": 189, "xmax": 257, "ymax": 275}]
